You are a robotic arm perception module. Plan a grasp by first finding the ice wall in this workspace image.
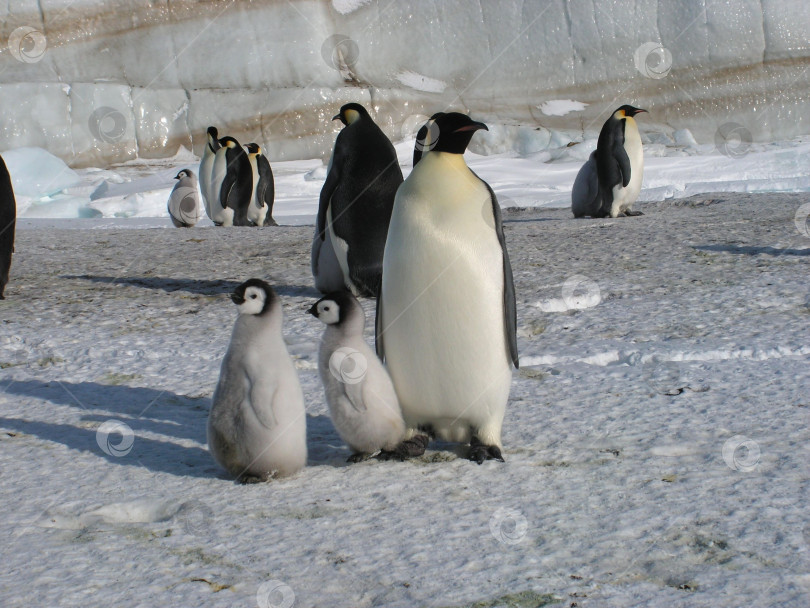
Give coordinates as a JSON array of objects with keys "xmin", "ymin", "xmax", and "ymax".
[{"xmin": 0, "ymin": 0, "xmax": 808, "ymax": 166}]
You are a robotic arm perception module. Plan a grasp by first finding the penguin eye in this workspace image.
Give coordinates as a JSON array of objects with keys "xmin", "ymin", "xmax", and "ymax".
[
  {"xmin": 324, "ymin": 306, "xmax": 330, "ymax": 311},
  {"xmin": 250, "ymin": 294, "xmax": 257, "ymax": 299}
]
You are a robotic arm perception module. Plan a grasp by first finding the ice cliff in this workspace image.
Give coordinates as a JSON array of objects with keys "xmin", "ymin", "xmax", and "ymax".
[{"xmin": 0, "ymin": 0, "xmax": 808, "ymax": 166}]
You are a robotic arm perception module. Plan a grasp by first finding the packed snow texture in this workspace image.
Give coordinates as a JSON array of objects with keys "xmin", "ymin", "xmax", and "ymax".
[
  {"xmin": 1, "ymin": 195, "xmax": 809, "ymax": 606},
  {"xmin": 0, "ymin": 1, "xmax": 808, "ymax": 166}
]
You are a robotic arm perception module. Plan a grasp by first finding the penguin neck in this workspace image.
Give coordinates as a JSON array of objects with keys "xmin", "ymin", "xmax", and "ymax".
[
  {"xmin": 422, "ymin": 151, "xmax": 471, "ymax": 173},
  {"xmin": 326, "ymin": 313, "xmax": 365, "ymax": 340},
  {"xmin": 234, "ymin": 311, "xmax": 282, "ymax": 340}
]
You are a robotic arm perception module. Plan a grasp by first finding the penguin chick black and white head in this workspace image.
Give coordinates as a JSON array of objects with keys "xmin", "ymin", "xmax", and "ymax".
[
  {"xmin": 614, "ymin": 105, "xmax": 648, "ymax": 119},
  {"xmin": 175, "ymin": 169, "xmax": 193, "ymax": 180},
  {"xmin": 230, "ymin": 278, "xmax": 277, "ymax": 316},
  {"xmin": 413, "ymin": 112, "xmax": 488, "ymax": 165},
  {"xmin": 333, "ymin": 103, "xmax": 370, "ymax": 126},
  {"xmin": 307, "ymin": 291, "xmax": 363, "ymax": 328}
]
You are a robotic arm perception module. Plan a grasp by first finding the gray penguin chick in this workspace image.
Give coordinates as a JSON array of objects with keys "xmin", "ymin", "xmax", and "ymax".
[
  {"xmin": 308, "ymin": 291, "xmax": 405, "ymax": 462},
  {"xmin": 208, "ymin": 279, "xmax": 307, "ymax": 482}
]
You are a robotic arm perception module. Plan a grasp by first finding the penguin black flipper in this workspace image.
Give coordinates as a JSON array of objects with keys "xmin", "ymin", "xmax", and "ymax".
[
  {"xmin": 374, "ymin": 283, "xmax": 385, "ymax": 360},
  {"xmin": 479, "ymin": 176, "xmax": 519, "ymax": 369},
  {"xmin": 0, "ymin": 154, "xmax": 16, "ymax": 299},
  {"xmin": 613, "ymin": 135, "xmax": 632, "ymax": 188}
]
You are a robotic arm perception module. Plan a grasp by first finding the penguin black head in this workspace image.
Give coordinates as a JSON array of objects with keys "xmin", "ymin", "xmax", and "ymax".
[
  {"xmin": 415, "ymin": 112, "xmax": 488, "ymax": 160},
  {"xmin": 207, "ymin": 126, "xmax": 218, "ymax": 140},
  {"xmin": 231, "ymin": 279, "xmax": 277, "ymax": 316},
  {"xmin": 307, "ymin": 291, "xmax": 362, "ymax": 326},
  {"xmin": 206, "ymin": 127, "xmax": 221, "ymax": 153},
  {"xmin": 219, "ymin": 136, "xmax": 241, "ymax": 149},
  {"xmin": 333, "ymin": 103, "xmax": 370, "ymax": 126},
  {"xmin": 245, "ymin": 143, "xmax": 261, "ymax": 155},
  {"xmin": 615, "ymin": 105, "xmax": 648, "ymax": 119},
  {"xmin": 174, "ymin": 169, "xmax": 193, "ymax": 180}
]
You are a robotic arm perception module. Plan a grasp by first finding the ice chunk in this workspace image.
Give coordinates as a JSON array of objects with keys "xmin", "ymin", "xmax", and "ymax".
[{"xmin": 2, "ymin": 147, "xmax": 81, "ymax": 198}]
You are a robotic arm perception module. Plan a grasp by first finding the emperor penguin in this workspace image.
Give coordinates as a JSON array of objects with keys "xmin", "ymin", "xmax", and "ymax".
[
  {"xmin": 245, "ymin": 143, "xmax": 277, "ymax": 227},
  {"xmin": 198, "ymin": 126, "xmax": 220, "ymax": 219},
  {"xmin": 312, "ymin": 103, "xmax": 403, "ymax": 297},
  {"xmin": 571, "ymin": 151, "xmax": 601, "ymax": 218},
  {"xmin": 595, "ymin": 105, "xmax": 647, "ymax": 218},
  {"xmin": 207, "ymin": 279, "xmax": 307, "ymax": 482},
  {"xmin": 308, "ymin": 291, "xmax": 406, "ymax": 462},
  {"xmin": 0, "ymin": 152, "xmax": 16, "ymax": 299},
  {"xmin": 377, "ymin": 112, "xmax": 519, "ymax": 464},
  {"xmin": 167, "ymin": 169, "xmax": 202, "ymax": 228},
  {"xmin": 210, "ymin": 136, "xmax": 252, "ymax": 226}
]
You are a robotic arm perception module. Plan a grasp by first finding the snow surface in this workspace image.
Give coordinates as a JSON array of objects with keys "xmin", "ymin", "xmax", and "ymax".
[{"xmin": 1, "ymin": 193, "xmax": 809, "ymax": 607}]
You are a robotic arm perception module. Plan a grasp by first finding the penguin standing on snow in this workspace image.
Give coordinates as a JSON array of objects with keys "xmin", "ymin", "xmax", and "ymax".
[
  {"xmin": 595, "ymin": 105, "xmax": 647, "ymax": 218},
  {"xmin": 198, "ymin": 126, "xmax": 220, "ymax": 220},
  {"xmin": 207, "ymin": 279, "xmax": 307, "ymax": 482},
  {"xmin": 312, "ymin": 103, "xmax": 403, "ymax": 297},
  {"xmin": 308, "ymin": 291, "xmax": 406, "ymax": 462},
  {"xmin": 210, "ymin": 136, "xmax": 252, "ymax": 226},
  {"xmin": 571, "ymin": 151, "xmax": 600, "ymax": 218},
  {"xmin": 167, "ymin": 169, "xmax": 202, "ymax": 228},
  {"xmin": 0, "ymin": 152, "xmax": 16, "ymax": 299},
  {"xmin": 377, "ymin": 113, "xmax": 519, "ymax": 464},
  {"xmin": 245, "ymin": 143, "xmax": 277, "ymax": 227}
]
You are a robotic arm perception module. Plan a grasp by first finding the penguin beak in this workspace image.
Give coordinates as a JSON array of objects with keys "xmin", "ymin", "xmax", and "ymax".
[
  {"xmin": 306, "ymin": 303, "xmax": 318, "ymax": 317},
  {"xmin": 453, "ymin": 121, "xmax": 489, "ymax": 134},
  {"xmin": 634, "ymin": 108, "xmax": 648, "ymax": 115},
  {"xmin": 332, "ymin": 114, "xmax": 342, "ymax": 121},
  {"xmin": 230, "ymin": 294, "xmax": 245, "ymax": 305}
]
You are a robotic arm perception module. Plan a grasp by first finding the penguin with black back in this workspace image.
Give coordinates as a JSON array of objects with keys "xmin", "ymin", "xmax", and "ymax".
[
  {"xmin": 0, "ymin": 152, "xmax": 15, "ymax": 299},
  {"xmin": 595, "ymin": 105, "xmax": 647, "ymax": 218}
]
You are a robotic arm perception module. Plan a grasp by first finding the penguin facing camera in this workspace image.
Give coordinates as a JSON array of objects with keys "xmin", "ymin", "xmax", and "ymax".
[
  {"xmin": 0, "ymin": 152, "xmax": 16, "ymax": 299},
  {"xmin": 167, "ymin": 169, "xmax": 202, "ymax": 228},
  {"xmin": 308, "ymin": 291, "xmax": 406, "ymax": 462},
  {"xmin": 245, "ymin": 143, "xmax": 277, "ymax": 227},
  {"xmin": 199, "ymin": 126, "xmax": 220, "ymax": 220},
  {"xmin": 207, "ymin": 279, "xmax": 307, "ymax": 482},
  {"xmin": 311, "ymin": 103, "xmax": 403, "ymax": 297},
  {"xmin": 377, "ymin": 112, "xmax": 519, "ymax": 465},
  {"xmin": 594, "ymin": 105, "xmax": 647, "ymax": 218},
  {"xmin": 210, "ymin": 136, "xmax": 253, "ymax": 226}
]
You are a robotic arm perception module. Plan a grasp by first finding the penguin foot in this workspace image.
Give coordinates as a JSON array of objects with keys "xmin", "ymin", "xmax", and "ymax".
[
  {"xmin": 623, "ymin": 209, "xmax": 644, "ymax": 216},
  {"xmin": 469, "ymin": 437, "xmax": 505, "ymax": 465},
  {"xmin": 237, "ymin": 473, "xmax": 266, "ymax": 484},
  {"xmin": 377, "ymin": 434, "xmax": 430, "ymax": 461},
  {"xmin": 347, "ymin": 452, "xmax": 372, "ymax": 463},
  {"xmin": 266, "ymin": 218, "xmax": 278, "ymax": 226}
]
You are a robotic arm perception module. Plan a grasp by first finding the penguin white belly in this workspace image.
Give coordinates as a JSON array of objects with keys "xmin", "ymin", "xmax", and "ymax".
[
  {"xmin": 312, "ymin": 223, "xmax": 347, "ymax": 294},
  {"xmin": 246, "ymin": 156, "xmax": 267, "ymax": 226},
  {"xmin": 382, "ymin": 154, "xmax": 512, "ymax": 446},
  {"xmin": 199, "ymin": 148, "xmax": 215, "ymax": 217},
  {"xmin": 610, "ymin": 122, "xmax": 644, "ymax": 217},
  {"xmin": 210, "ymin": 152, "xmax": 234, "ymax": 226},
  {"xmin": 327, "ymin": 206, "xmax": 358, "ymax": 295}
]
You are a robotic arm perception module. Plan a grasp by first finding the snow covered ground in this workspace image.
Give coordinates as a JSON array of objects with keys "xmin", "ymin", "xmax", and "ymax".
[{"xmin": 1, "ymin": 193, "xmax": 809, "ymax": 606}]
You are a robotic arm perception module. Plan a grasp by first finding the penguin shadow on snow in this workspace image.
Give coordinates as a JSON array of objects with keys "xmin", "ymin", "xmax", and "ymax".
[
  {"xmin": 63, "ymin": 275, "xmax": 320, "ymax": 298},
  {"xmin": 692, "ymin": 244, "xmax": 810, "ymax": 257},
  {"xmin": 0, "ymin": 379, "xmax": 215, "ymax": 478}
]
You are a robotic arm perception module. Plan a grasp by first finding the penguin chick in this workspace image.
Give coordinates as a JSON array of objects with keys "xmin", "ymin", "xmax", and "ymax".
[
  {"xmin": 208, "ymin": 279, "xmax": 307, "ymax": 482},
  {"xmin": 167, "ymin": 169, "xmax": 202, "ymax": 228},
  {"xmin": 571, "ymin": 151, "xmax": 601, "ymax": 218},
  {"xmin": 308, "ymin": 291, "xmax": 405, "ymax": 462}
]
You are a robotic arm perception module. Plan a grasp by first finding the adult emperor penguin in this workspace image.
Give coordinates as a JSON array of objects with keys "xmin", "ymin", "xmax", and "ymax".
[
  {"xmin": 571, "ymin": 151, "xmax": 601, "ymax": 218},
  {"xmin": 167, "ymin": 169, "xmax": 202, "ymax": 228},
  {"xmin": 595, "ymin": 105, "xmax": 647, "ymax": 218},
  {"xmin": 312, "ymin": 102, "xmax": 403, "ymax": 297},
  {"xmin": 198, "ymin": 126, "xmax": 220, "ymax": 219},
  {"xmin": 0, "ymin": 152, "xmax": 16, "ymax": 299},
  {"xmin": 377, "ymin": 112, "xmax": 519, "ymax": 464},
  {"xmin": 245, "ymin": 143, "xmax": 277, "ymax": 227},
  {"xmin": 308, "ymin": 291, "xmax": 406, "ymax": 462},
  {"xmin": 207, "ymin": 279, "xmax": 307, "ymax": 482},
  {"xmin": 210, "ymin": 136, "xmax": 252, "ymax": 226}
]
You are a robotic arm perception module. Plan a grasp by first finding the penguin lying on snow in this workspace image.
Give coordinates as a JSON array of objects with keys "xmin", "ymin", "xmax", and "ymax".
[
  {"xmin": 309, "ymin": 291, "xmax": 406, "ymax": 462},
  {"xmin": 378, "ymin": 112, "xmax": 519, "ymax": 464},
  {"xmin": 0, "ymin": 152, "xmax": 16, "ymax": 299},
  {"xmin": 594, "ymin": 105, "xmax": 647, "ymax": 218},
  {"xmin": 207, "ymin": 279, "xmax": 307, "ymax": 482},
  {"xmin": 245, "ymin": 143, "xmax": 277, "ymax": 227},
  {"xmin": 311, "ymin": 103, "xmax": 403, "ymax": 297},
  {"xmin": 167, "ymin": 169, "xmax": 202, "ymax": 228}
]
